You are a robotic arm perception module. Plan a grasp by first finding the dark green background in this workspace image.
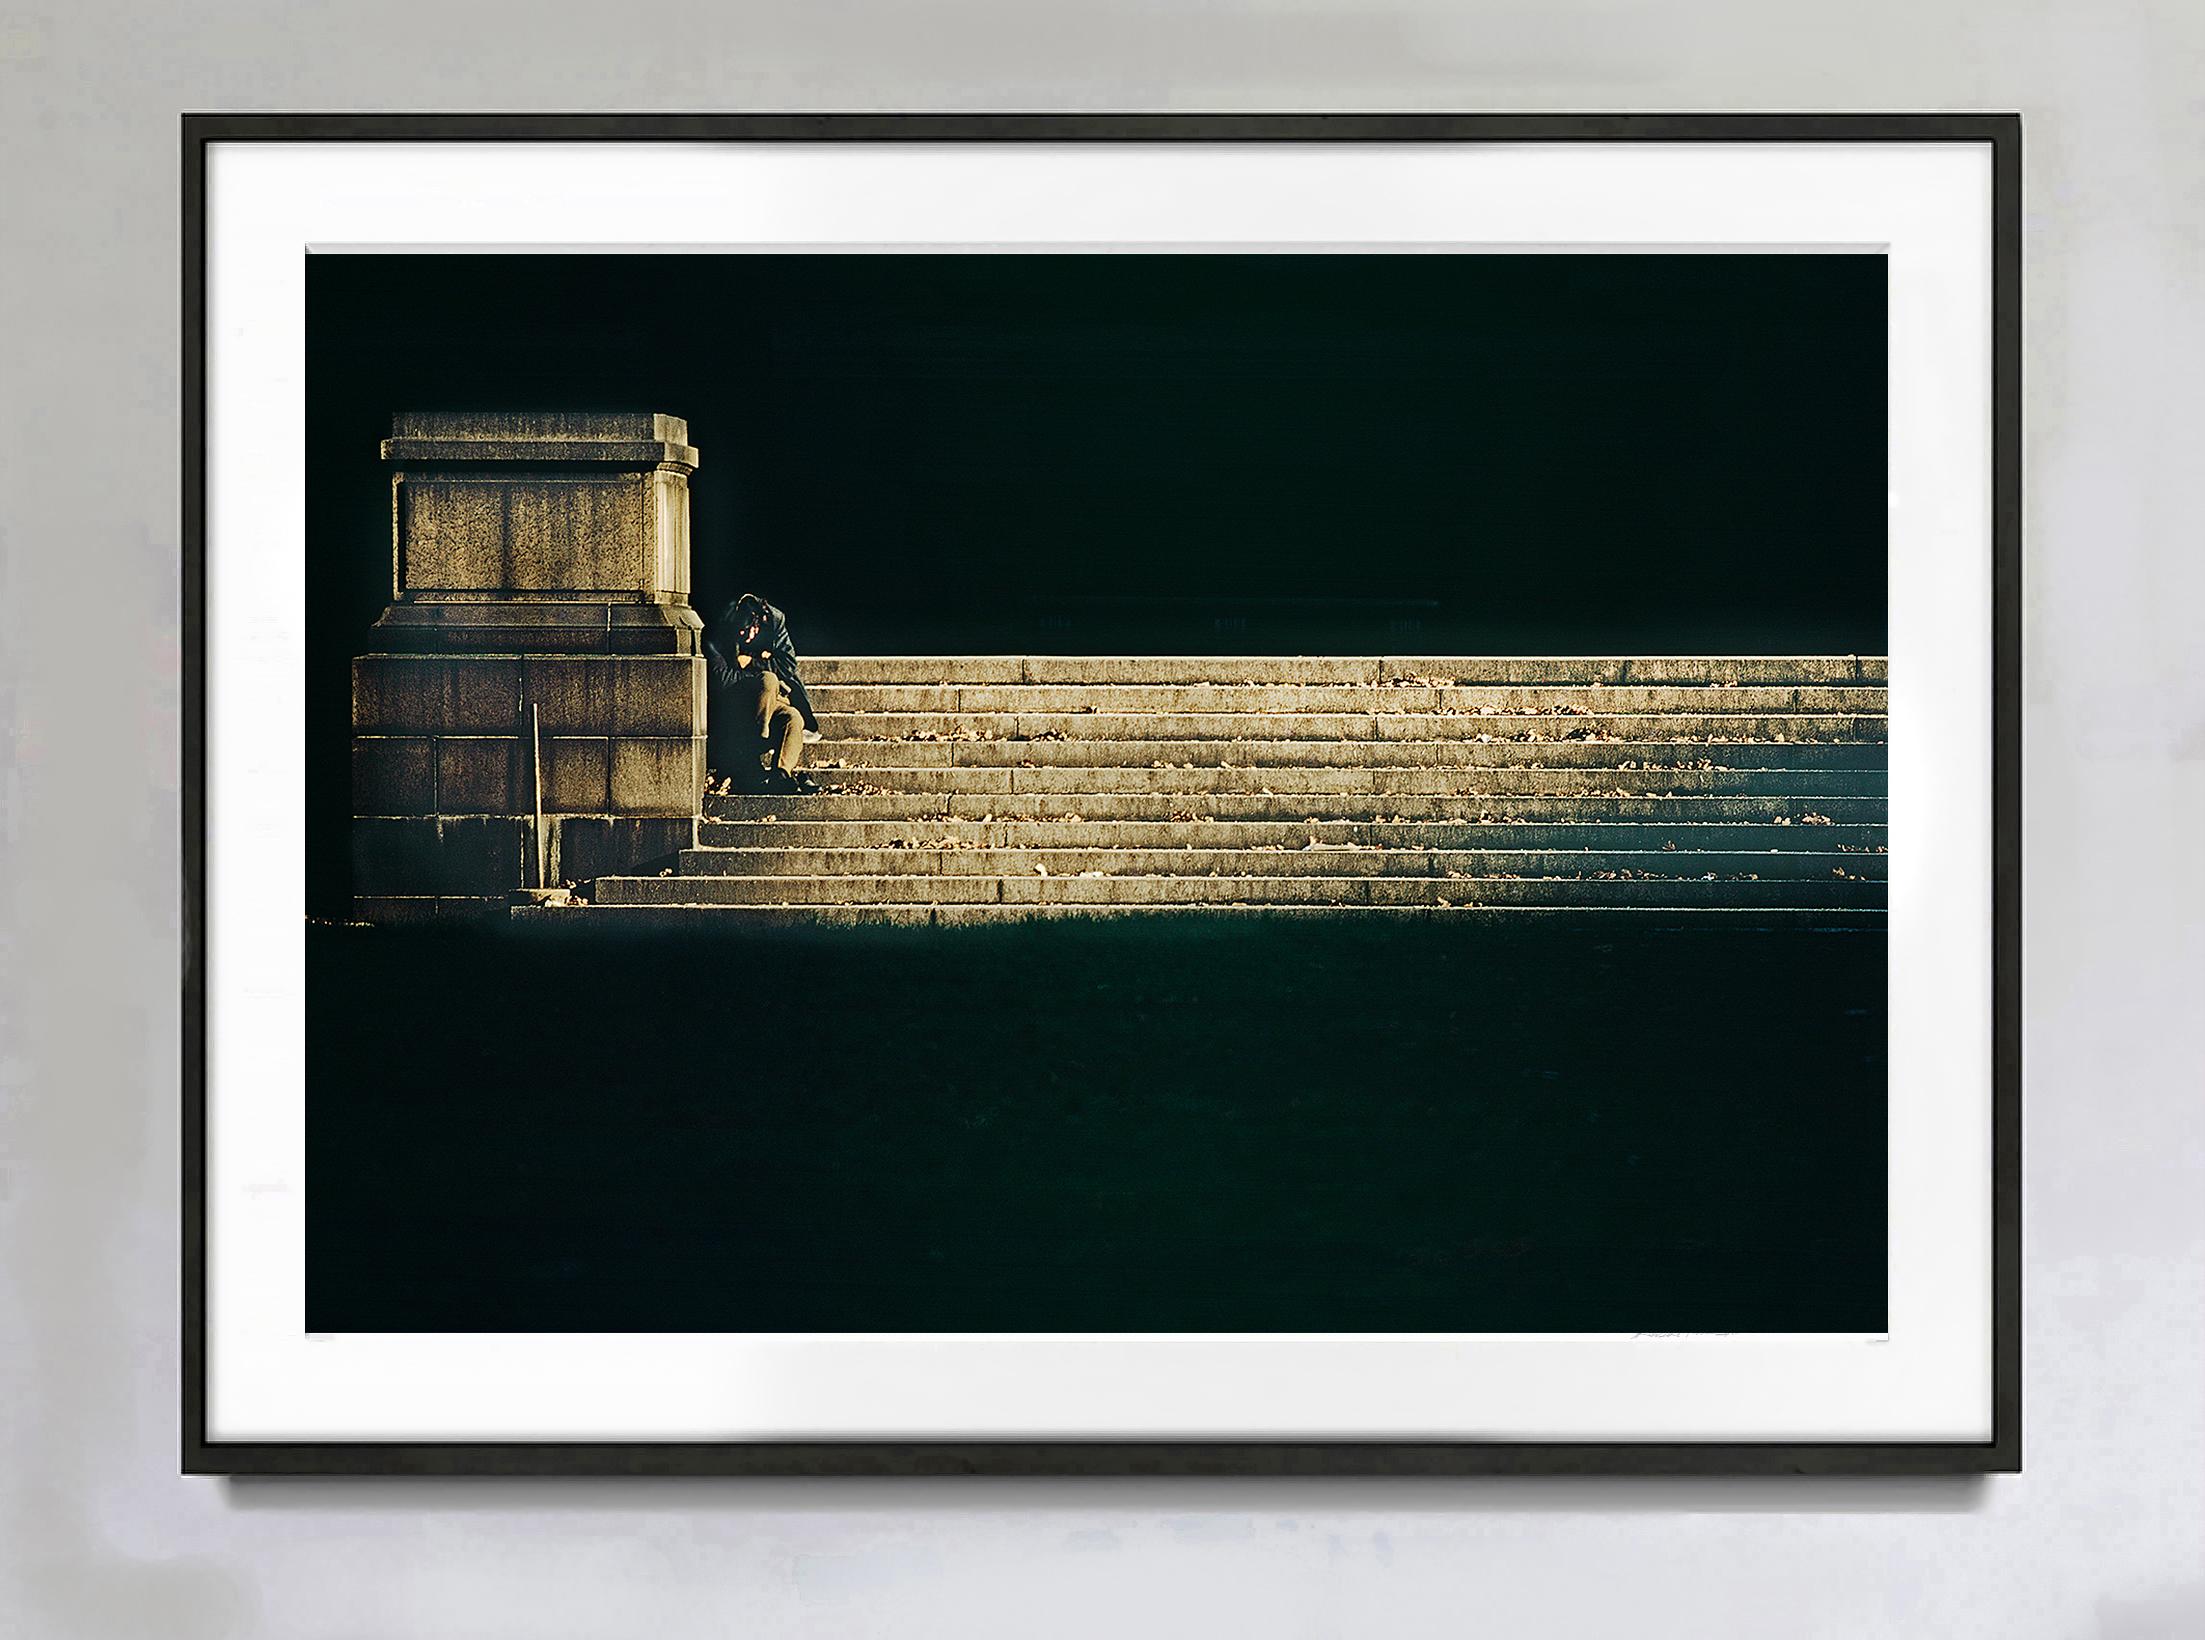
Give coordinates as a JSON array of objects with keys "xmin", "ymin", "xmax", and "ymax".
[
  {"xmin": 308, "ymin": 252, "xmax": 1885, "ymax": 646},
  {"xmin": 310, "ymin": 919, "xmax": 1886, "ymax": 1332}
]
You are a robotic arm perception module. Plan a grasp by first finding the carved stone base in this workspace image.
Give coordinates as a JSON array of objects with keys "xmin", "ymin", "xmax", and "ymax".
[{"xmin": 348, "ymin": 410, "xmax": 708, "ymax": 921}]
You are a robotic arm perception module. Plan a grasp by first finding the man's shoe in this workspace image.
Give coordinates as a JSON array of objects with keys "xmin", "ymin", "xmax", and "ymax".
[{"xmin": 787, "ymin": 772, "xmax": 823, "ymax": 795}]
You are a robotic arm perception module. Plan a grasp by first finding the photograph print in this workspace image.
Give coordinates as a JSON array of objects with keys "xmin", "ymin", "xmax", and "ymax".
[{"xmin": 312, "ymin": 248, "xmax": 1890, "ymax": 1338}]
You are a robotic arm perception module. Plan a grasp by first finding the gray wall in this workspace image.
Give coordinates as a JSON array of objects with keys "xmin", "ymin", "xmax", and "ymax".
[{"xmin": 3, "ymin": 2, "xmax": 2200, "ymax": 1634}]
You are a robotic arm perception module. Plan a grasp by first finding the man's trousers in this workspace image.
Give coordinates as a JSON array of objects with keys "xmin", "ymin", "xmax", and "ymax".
[{"xmin": 716, "ymin": 668, "xmax": 807, "ymax": 782}]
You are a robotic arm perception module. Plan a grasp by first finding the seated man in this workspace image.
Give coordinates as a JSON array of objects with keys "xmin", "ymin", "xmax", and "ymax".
[{"xmin": 705, "ymin": 592, "xmax": 822, "ymax": 794}]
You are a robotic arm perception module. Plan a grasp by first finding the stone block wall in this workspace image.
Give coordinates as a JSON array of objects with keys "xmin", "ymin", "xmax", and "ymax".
[{"xmin": 349, "ymin": 412, "xmax": 707, "ymax": 921}]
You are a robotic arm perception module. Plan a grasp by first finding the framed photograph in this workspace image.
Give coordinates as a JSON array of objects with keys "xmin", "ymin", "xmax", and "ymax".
[{"xmin": 184, "ymin": 114, "xmax": 2019, "ymax": 1474}]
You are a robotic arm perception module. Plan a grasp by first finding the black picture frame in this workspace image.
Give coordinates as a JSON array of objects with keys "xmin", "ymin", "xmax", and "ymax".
[{"xmin": 182, "ymin": 112, "xmax": 2021, "ymax": 1477}]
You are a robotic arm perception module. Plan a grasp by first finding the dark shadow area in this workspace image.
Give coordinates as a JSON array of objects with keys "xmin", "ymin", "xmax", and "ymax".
[{"xmin": 308, "ymin": 917, "xmax": 1885, "ymax": 1333}]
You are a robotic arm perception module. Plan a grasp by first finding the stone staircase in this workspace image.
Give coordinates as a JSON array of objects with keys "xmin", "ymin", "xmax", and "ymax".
[{"xmin": 559, "ymin": 656, "xmax": 1887, "ymax": 925}]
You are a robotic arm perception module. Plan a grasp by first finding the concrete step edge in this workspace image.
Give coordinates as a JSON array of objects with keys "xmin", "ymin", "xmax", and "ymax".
[
  {"xmin": 704, "ymin": 797, "xmax": 1891, "ymax": 822},
  {"xmin": 519, "ymin": 903, "xmax": 1891, "ymax": 926},
  {"xmin": 697, "ymin": 820, "xmax": 1890, "ymax": 848},
  {"xmin": 801, "ymin": 770, "xmax": 1888, "ymax": 794},
  {"xmin": 805, "ymin": 685, "xmax": 1890, "ymax": 712},
  {"xmin": 809, "ymin": 740, "xmax": 1892, "ymax": 769},
  {"xmin": 589, "ymin": 877, "xmax": 1888, "ymax": 907},
  {"xmin": 800, "ymin": 655, "xmax": 1893, "ymax": 686},
  {"xmin": 664, "ymin": 847, "xmax": 1886, "ymax": 879}
]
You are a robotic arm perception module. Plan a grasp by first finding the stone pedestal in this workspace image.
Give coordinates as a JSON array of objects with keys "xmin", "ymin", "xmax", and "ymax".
[{"xmin": 350, "ymin": 412, "xmax": 707, "ymax": 920}]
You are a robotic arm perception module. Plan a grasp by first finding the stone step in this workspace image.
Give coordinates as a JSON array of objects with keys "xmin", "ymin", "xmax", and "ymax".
[
  {"xmin": 667, "ymin": 845, "xmax": 1886, "ymax": 881},
  {"xmin": 814, "ymin": 712, "xmax": 1886, "ymax": 744},
  {"xmin": 582, "ymin": 648, "xmax": 1896, "ymax": 925},
  {"xmin": 520, "ymin": 903, "xmax": 1890, "ymax": 928},
  {"xmin": 697, "ymin": 818, "xmax": 1887, "ymax": 851},
  {"xmin": 588, "ymin": 873, "xmax": 1887, "ymax": 909},
  {"xmin": 805, "ymin": 683, "xmax": 1885, "ymax": 715},
  {"xmin": 704, "ymin": 792, "xmax": 1886, "ymax": 824},
  {"xmin": 801, "ymin": 655, "xmax": 1889, "ymax": 687},
  {"xmin": 803, "ymin": 765, "xmax": 1886, "ymax": 798},
  {"xmin": 811, "ymin": 738, "xmax": 1889, "ymax": 771}
]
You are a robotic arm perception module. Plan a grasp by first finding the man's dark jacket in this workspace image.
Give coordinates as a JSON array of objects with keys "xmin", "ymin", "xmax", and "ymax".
[{"xmin": 704, "ymin": 599, "xmax": 819, "ymax": 730}]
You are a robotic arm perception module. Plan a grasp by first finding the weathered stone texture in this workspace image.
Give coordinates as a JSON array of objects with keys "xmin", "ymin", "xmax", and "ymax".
[
  {"xmin": 431, "ymin": 737, "xmax": 522, "ymax": 814},
  {"xmin": 352, "ymin": 816, "xmax": 531, "ymax": 898},
  {"xmin": 610, "ymin": 736, "xmax": 707, "ymax": 815},
  {"xmin": 541, "ymin": 737, "xmax": 612, "ymax": 814},
  {"xmin": 355, "ymin": 654, "xmax": 702, "ymax": 734},
  {"xmin": 351, "ymin": 658, "xmax": 705, "ymax": 818},
  {"xmin": 551, "ymin": 817, "xmax": 695, "ymax": 884},
  {"xmin": 382, "ymin": 410, "xmax": 698, "ymax": 469},
  {"xmin": 398, "ymin": 475, "xmax": 673, "ymax": 598},
  {"xmin": 535, "ymin": 655, "xmax": 1892, "ymax": 926},
  {"xmin": 351, "ymin": 737, "xmax": 435, "ymax": 815},
  {"xmin": 352, "ymin": 812, "xmax": 694, "ymax": 910},
  {"xmin": 349, "ymin": 410, "xmax": 707, "ymax": 918},
  {"xmin": 366, "ymin": 601, "xmax": 702, "ymax": 657}
]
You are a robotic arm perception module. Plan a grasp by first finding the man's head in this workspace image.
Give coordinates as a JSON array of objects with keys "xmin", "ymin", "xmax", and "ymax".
[{"xmin": 724, "ymin": 593, "xmax": 771, "ymax": 643}]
